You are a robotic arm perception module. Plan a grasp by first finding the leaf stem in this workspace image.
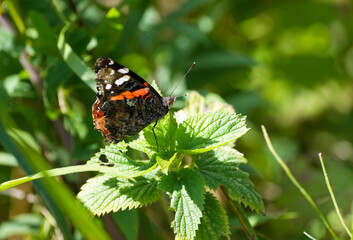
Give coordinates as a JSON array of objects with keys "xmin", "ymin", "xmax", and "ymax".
[
  {"xmin": 220, "ymin": 187, "xmax": 256, "ymax": 240},
  {"xmin": 261, "ymin": 125, "xmax": 338, "ymax": 240},
  {"xmin": 0, "ymin": 165, "xmax": 128, "ymax": 192},
  {"xmin": 318, "ymin": 153, "xmax": 351, "ymax": 238}
]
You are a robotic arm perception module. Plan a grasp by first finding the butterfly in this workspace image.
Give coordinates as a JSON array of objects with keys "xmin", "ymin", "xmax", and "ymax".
[{"xmin": 92, "ymin": 57, "xmax": 177, "ymax": 150}]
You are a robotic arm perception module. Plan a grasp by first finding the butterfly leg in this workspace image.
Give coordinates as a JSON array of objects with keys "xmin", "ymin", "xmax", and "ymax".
[
  {"xmin": 169, "ymin": 111, "xmax": 177, "ymax": 126},
  {"xmin": 152, "ymin": 121, "xmax": 159, "ymax": 152}
]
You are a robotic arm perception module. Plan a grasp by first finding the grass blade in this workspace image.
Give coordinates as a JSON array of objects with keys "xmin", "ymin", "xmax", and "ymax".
[
  {"xmin": 318, "ymin": 153, "xmax": 351, "ymax": 238},
  {"xmin": 261, "ymin": 125, "xmax": 338, "ymax": 240}
]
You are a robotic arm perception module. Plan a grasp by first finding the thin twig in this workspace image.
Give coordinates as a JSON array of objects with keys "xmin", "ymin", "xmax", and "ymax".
[
  {"xmin": 19, "ymin": 51, "xmax": 43, "ymax": 97},
  {"xmin": 318, "ymin": 153, "xmax": 351, "ymax": 238},
  {"xmin": 261, "ymin": 125, "xmax": 338, "ymax": 240},
  {"xmin": 220, "ymin": 187, "xmax": 255, "ymax": 240}
]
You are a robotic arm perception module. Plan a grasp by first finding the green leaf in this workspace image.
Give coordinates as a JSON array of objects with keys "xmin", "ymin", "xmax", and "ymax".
[
  {"xmin": 129, "ymin": 136, "xmax": 183, "ymax": 173},
  {"xmin": 195, "ymin": 192, "xmax": 230, "ymax": 240},
  {"xmin": 87, "ymin": 142, "xmax": 157, "ymax": 178},
  {"xmin": 129, "ymin": 137, "xmax": 156, "ymax": 157},
  {"xmin": 158, "ymin": 169, "xmax": 205, "ymax": 239},
  {"xmin": 78, "ymin": 173, "xmax": 162, "ymax": 216},
  {"xmin": 57, "ymin": 25, "xmax": 96, "ymax": 91},
  {"xmin": 182, "ymin": 91, "xmax": 206, "ymax": 116},
  {"xmin": 196, "ymin": 150, "xmax": 264, "ymax": 212},
  {"xmin": 111, "ymin": 0, "xmax": 151, "ymax": 57},
  {"xmin": 176, "ymin": 111, "xmax": 249, "ymax": 154},
  {"xmin": 29, "ymin": 11, "xmax": 57, "ymax": 54},
  {"xmin": 156, "ymin": 153, "xmax": 175, "ymax": 174},
  {"xmin": 197, "ymin": 147, "xmax": 247, "ymax": 175},
  {"xmin": 143, "ymin": 114, "xmax": 178, "ymax": 157},
  {"xmin": 150, "ymin": 80, "xmax": 163, "ymax": 96},
  {"xmin": 95, "ymin": 8, "xmax": 123, "ymax": 56}
]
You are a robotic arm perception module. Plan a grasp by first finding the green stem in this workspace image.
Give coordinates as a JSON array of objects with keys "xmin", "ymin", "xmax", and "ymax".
[
  {"xmin": 221, "ymin": 187, "xmax": 257, "ymax": 240},
  {"xmin": 351, "ymin": 211, "xmax": 353, "ymax": 240},
  {"xmin": 319, "ymin": 153, "xmax": 351, "ymax": 238},
  {"xmin": 0, "ymin": 165, "xmax": 126, "ymax": 192},
  {"xmin": 261, "ymin": 125, "xmax": 338, "ymax": 240}
]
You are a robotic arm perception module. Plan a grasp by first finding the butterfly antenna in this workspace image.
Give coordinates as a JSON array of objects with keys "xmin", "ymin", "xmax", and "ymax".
[{"xmin": 169, "ymin": 62, "xmax": 196, "ymax": 96}]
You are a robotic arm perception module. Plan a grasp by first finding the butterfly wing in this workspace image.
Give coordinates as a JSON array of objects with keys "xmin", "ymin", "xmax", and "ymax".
[{"xmin": 92, "ymin": 57, "xmax": 169, "ymax": 142}]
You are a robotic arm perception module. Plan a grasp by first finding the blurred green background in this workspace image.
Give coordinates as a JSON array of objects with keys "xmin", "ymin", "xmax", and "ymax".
[{"xmin": 0, "ymin": 0, "xmax": 353, "ymax": 239}]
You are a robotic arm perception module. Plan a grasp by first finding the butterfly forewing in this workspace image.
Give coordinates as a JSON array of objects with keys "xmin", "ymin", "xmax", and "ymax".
[{"xmin": 92, "ymin": 57, "xmax": 174, "ymax": 143}]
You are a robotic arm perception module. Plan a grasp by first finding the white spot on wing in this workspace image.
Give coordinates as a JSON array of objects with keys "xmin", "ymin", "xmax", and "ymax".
[
  {"xmin": 109, "ymin": 69, "xmax": 115, "ymax": 76},
  {"xmin": 115, "ymin": 75, "xmax": 130, "ymax": 86},
  {"xmin": 118, "ymin": 68, "xmax": 129, "ymax": 74},
  {"xmin": 105, "ymin": 84, "xmax": 112, "ymax": 90},
  {"xmin": 108, "ymin": 60, "xmax": 114, "ymax": 65}
]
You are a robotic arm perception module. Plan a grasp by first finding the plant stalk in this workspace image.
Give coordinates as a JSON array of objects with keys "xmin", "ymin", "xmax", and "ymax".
[{"xmin": 261, "ymin": 125, "xmax": 338, "ymax": 240}]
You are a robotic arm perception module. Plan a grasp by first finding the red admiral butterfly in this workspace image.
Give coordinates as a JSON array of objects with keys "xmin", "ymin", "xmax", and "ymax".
[{"xmin": 92, "ymin": 57, "xmax": 177, "ymax": 147}]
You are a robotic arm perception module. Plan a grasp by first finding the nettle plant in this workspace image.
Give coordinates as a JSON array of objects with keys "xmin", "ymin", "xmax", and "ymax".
[{"xmin": 78, "ymin": 91, "xmax": 264, "ymax": 239}]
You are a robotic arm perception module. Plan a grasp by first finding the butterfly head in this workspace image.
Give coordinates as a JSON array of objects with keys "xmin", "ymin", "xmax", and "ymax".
[{"xmin": 163, "ymin": 96, "xmax": 177, "ymax": 109}]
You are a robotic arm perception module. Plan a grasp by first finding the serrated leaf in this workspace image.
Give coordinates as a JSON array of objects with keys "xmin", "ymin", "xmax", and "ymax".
[
  {"xmin": 198, "ymin": 147, "xmax": 247, "ymax": 173},
  {"xmin": 196, "ymin": 150, "xmax": 264, "ymax": 212},
  {"xmin": 195, "ymin": 192, "xmax": 230, "ymax": 240},
  {"xmin": 150, "ymin": 80, "xmax": 163, "ymax": 96},
  {"xmin": 78, "ymin": 174, "xmax": 162, "ymax": 216},
  {"xmin": 207, "ymin": 101, "xmax": 235, "ymax": 113},
  {"xmin": 158, "ymin": 169, "xmax": 205, "ymax": 239},
  {"xmin": 156, "ymin": 153, "xmax": 179, "ymax": 173},
  {"xmin": 129, "ymin": 137, "xmax": 156, "ymax": 157},
  {"xmin": 176, "ymin": 111, "xmax": 249, "ymax": 154},
  {"xmin": 88, "ymin": 142, "xmax": 157, "ymax": 178},
  {"xmin": 129, "ymin": 133, "xmax": 183, "ymax": 173},
  {"xmin": 183, "ymin": 91, "xmax": 206, "ymax": 116},
  {"xmin": 183, "ymin": 91, "xmax": 235, "ymax": 116},
  {"xmin": 143, "ymin": 114, "xmax": 178, "ymax": 157}
]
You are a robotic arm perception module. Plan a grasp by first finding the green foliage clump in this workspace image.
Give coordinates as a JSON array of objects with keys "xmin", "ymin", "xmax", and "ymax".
[{"xmin": 78, "ymin": 92, "xmax": 264, "ymax": 239}]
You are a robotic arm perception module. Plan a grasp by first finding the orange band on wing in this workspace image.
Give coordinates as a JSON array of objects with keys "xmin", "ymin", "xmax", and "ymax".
[
  {"xmin": 132, "ymin": 88, "xmax": 149, "ymax": 98},
  {"xmin": 92, "ymin": 100, "xmax": 112, "ymax": 140},
  {"xmin": 110, "ymin": 88, "xmax": 149, "ymax": 100}
]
